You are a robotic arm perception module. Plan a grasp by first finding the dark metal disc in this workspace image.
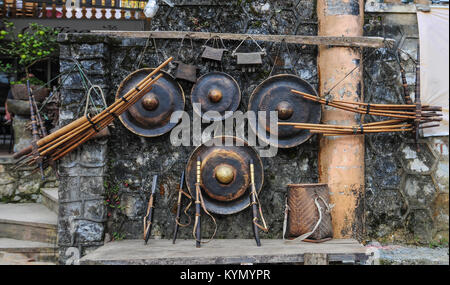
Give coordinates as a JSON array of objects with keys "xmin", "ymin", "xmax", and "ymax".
[
  {"xmin": 116, "ymin": 68, "xmax": 185, "ymax": 137},
  {"xmin": 191, "ymin": 72, "xmax": 241, "ymax": 122},
  {"xmin": 185, "ymin": 136, "xmax": 264, "ymax": 215},
  {"xmin": 248, "ymin": 74, "xmax": 322, "ymax": 148}
]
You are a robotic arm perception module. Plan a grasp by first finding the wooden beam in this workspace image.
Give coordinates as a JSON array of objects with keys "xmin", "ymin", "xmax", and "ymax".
[{"xmin": 89, "ymin": 30, "xmax": 394, "ymax": 48}]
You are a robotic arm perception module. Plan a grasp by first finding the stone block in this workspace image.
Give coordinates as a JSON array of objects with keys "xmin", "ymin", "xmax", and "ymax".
[
  {"xmin": 60, "ymin": 202, "xmax": 82, "ymax": 218},
  {"xmin": 368, "ymin": 155, "xmax": 401, "ymax": 188},
  {"xmin": 432, "ymin": 193, "xmax": 449, "ymax": 232},
  {"xmin": 366, "ymin": 189, "xmax": 407, "ymax": 238},
  {"xmin": 434, "ymin": 160, "xmax": 449, "ymax": 194},
  {"xmin": 76, "ymin": 221, "xmax": 104, "ymax": 243},
  {"xmin": 16, "ymin": 179, "xmax": 41, "ymax": 195},
  {"xmin": 84, "ymin": 200, "xmax": 106, "ymax": 222},
  {"xmin": 400, "ymin": 144, "xmax": 435, "ymax": 175},
  {"xmin": 79, "ymin": 142, "xmax": 108, "ymax": 167},
  {"xmin": 406, "ymin": 210, "xmax": 434, "ymax": 243},
  {"xmin": 122, "ymin": 194, "xmax": 145, "ymax": 219},
  {"xmin": 80, "ymin": 176, "xmax": 105, "ymax": 197},
  {"xmin": 12, "ymin": 116, "xmax": 33, "ymax": 154},
  {"xmin": 0, "ymin": 183, "xmax": 15, "ymax": 198},
  {"xmin": 403, "ymin": 175, "xmax": 437, "ymax": 208},
  {"xmin": 0, "ymin": 172, "xmax": 15, "ymax": 186},
  {"xmin": 429, "ymin": 137, "xmax": 449, "ymax": 159}
]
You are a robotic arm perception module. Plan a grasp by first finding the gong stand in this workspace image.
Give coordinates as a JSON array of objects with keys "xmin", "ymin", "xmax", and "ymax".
[
  {"xmin": 249, "ymin": 159, "xmax": 268, "ymax": 247},
  {"xmin": 186, "ymin": 136, "xmax": 265, "ymax": 247}
]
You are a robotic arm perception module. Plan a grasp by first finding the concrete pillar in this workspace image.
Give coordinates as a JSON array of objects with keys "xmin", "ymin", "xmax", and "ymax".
[{"xmin": 317, "ymin": 0, "xmax": 365, "ymax": 239}]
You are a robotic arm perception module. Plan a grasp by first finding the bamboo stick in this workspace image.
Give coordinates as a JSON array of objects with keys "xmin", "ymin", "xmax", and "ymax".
[
  {"xmin": 39, "ymin": 74, "xmax": 161, "ymax": 156},
  {"xmin": 41, "ymin": 74, "xmax": 162, "ymax": 159},
  {"xmin": 37, "ymin": 62, "xmax": 170, "ymax": 153}
]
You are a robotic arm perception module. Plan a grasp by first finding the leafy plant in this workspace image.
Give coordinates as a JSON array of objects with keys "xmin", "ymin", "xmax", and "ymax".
[
  {"xmin": 112, "ymin": 232, "xmax": 126, "ymax": 241},
  {"xmin": 0, "ymin": 21, "xmax": 59, "ymax": 80},
  {"xmin": 10, "ymin": 77, "xmax": 46, "ymax": 86}
]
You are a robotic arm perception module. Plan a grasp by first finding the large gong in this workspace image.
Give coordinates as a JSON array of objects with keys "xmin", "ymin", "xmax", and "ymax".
[
  {"xmin": 248, "ymin": 74, "xmax": 321, "ymax": 148},
  {"xmin": 116, "ymin": 68, "xmax": 185, "ymax": 137},
  {"xmin": 191, "ymin": 72, "xmax": 241, "ymax": 122},
  {"xmin": 185, "ymin": 136, "xmax": 264, "ymax": 215}
]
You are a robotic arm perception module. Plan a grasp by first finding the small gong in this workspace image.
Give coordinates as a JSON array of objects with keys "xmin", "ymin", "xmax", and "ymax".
[
  {"xmin": 185, "ymin": 136, "xmax": 264, "ymax": 215},
  {"xmin": 191, "ymin": 72, "xmax": 241, "ymax": 122},
  {"xmin": 116, "ymin": 68, "xmax": 185, "ymax": 137},
  {"xmin": 248, "ymin": 74, "xmax": 322, "ymax": 148}
]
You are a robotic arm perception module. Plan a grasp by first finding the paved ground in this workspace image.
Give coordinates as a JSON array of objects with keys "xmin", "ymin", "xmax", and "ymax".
[{"xmin": 366, "ymin": 243, "xmax": 449, "ymax": 265}]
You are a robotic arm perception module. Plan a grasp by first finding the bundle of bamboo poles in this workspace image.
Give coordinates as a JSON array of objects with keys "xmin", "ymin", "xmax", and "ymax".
[
  {"xmin": 279, "ymin": 89, "xmax": 443, "ymax": 136},
  {"xmin": 13, "ymin": 57, "xmax": 173, "ymax": 171},
  {"xmin": 279, "ymin": 119, "xmax": 430, "ymax": 136},
  {"xmin": 291, "ymin": 90, "xmax": 442, "ymax": 122}
]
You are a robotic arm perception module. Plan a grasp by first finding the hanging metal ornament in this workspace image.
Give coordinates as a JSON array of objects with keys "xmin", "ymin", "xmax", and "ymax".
[
  {"xmin": 185, "ymin": 136, "xmax": 264, "ymax": 215},
  {"xmin": 201, "ymin": 36, "xmax": 228, "ymax": 69},
  {"xmin": 174, "ymin": 34, "xmax": 198, "ymax": 83},
  {"xmin": 191, "ymin": 72, "xmax": 241, "ymax": 122},
  {"xmin": 232, "ymin": 35, "xmax": 267, "ymax": 73},
  {"xmin": 116, "ymin": 68, "xmax": 185, "ymax": 137}
]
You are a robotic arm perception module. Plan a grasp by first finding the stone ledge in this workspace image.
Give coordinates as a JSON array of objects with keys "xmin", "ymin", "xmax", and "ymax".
[{"xmin": 79, "ymin": 239, "xmax": 369, "ymax": 265}]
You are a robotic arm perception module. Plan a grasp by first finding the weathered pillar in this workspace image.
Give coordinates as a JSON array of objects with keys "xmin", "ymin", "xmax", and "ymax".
[
  {"xmin": 317, "ymin": 0, "xmax": 365, "ymax": 239},
  {"xmin": 57, "ymin": 34, "xmax": 110, "ymax": 264}
]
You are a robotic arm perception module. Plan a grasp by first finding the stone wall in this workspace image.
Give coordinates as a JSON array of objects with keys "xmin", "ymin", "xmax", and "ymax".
[
  {"xmin": 364, "ymin": 9, "xmax": 448, "ymax": 244},
  {"xmin": 0, "ymin": 115, "xmax": 58, "ymax": 203},
  {"xmin": 0, "ymin": 155, "xmax": 57, "ymax": 203}
]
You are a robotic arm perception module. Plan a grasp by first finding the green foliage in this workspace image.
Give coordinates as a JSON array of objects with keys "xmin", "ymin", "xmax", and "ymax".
[
  {"xmin": 112, "ymin": 232, "xmax": 126, "ymax": 241},
  {"xmin": 104, "ymin": 181, "xmax": 126, "ymax": 214},
  {"xmin": 11, "ymin": 76, "xmax": 46, "ymax": 86},
  {"xmin": 0, "ymin": 21, "xmax": 59, "ymax": 74},
  {"xmin": 428, "ymin": 238, "xmax": 449, "ymax": 249}
]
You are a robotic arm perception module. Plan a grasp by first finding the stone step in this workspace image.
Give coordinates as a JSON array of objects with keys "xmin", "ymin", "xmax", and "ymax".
[
  {"xmin": 41, "ymin": 188, "xmax": 58, "ymax": 214},
  {"xmin": 0, "ymin": 203, "xmax": 57, "ymax": 244},
  {"xmin": 0, "ymin": 251, "xmax": 56, "ymax": 265},
  {"xmin": 0, "ymin": 238, "xmax": 58, "ymax": 263}
]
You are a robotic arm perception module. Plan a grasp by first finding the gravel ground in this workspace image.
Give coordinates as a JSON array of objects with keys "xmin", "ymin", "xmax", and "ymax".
[{"xmin": 365, "ymin": 243, "xmax": 449, "ymax": 265}]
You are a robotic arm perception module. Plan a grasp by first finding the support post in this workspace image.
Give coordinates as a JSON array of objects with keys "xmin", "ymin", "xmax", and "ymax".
[{"xmin": 317, "ymin": 0, "xmax": 365, "ymax": 239}]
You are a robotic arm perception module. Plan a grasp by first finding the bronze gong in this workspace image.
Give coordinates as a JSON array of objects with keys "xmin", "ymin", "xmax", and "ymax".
[
  {"xmin": 116, "ymin": 68, "xmax": 185, "ymax": 137},
  {"xmin": 248, "ymin": 74, "xmax": 321, "ymax": 148},
  {"xmin": 191, "ymin": 72, "xmax": 241, "ymax": 122},
  {"xmin": 185, "ymin": 136, "xmax": 264, "ymax": 215}
]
